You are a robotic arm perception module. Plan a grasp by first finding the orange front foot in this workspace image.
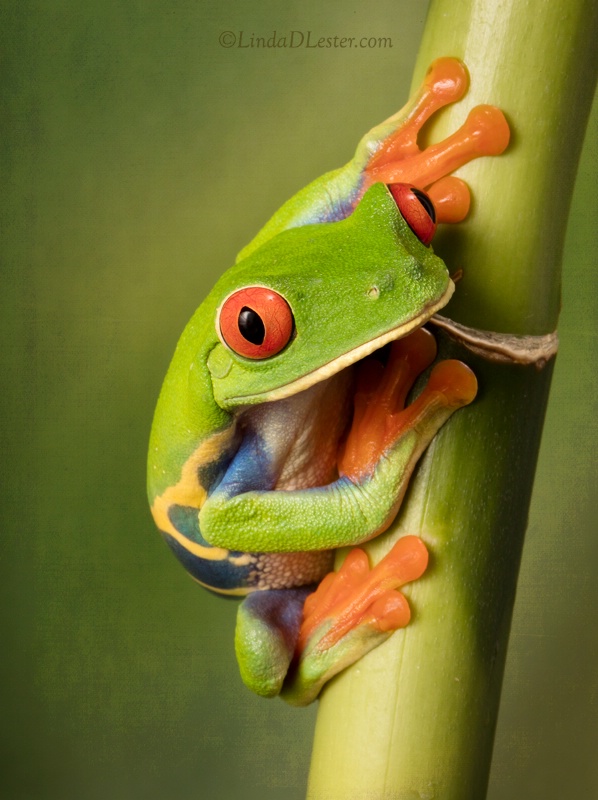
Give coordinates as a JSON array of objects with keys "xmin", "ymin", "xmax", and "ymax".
[
  {"xmin": 339, "ymin": 327, "xmax": 477, "ymax": 483},
  {"xmin": 357, "ymin": 57, "xmax": 510, "ymax": 223},
  {"xmin": 280, "ymin": 536, "xmax": 428, "ymax": 706}
]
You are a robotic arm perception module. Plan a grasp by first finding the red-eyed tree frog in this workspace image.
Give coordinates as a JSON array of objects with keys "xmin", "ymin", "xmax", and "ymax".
[{"xmin": 148, "ymin": 58, "xmax": 510, "ymax": 706}]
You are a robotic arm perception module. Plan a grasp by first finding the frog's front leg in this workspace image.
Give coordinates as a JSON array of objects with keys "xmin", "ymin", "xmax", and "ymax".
[
  {"xmin": 207, "ymin": 331, "xmax": 477, "ymax": 704},
  {"xmin": 200, "ymin": 331, "xmax": 476, "ymax": 554},
  {"xmin": 240, "ymin": 57, "xmax": 509, "ymax": 259}
]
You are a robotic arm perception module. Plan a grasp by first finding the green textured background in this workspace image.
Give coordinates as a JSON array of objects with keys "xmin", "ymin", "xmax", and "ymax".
[{"xmin": 1, "ymin": 2, "xmax": 596, "ymax": 798}]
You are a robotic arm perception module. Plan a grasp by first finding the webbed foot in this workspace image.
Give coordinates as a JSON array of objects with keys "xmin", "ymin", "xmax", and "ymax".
[
  {"xmin": 339, "ymin": 327, "xmax": 477, "ymax": 483},
  {"xmin": 280, "ymin": 536, "xmax": 428, "ymax": 706},
  {"xmin": 357, "ymin": 57, "xmax": 510, "ymax": 223}
]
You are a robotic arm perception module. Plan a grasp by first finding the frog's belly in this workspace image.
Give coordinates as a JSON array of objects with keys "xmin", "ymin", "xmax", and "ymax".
[
  {"xmin": 163, "ymin": 532, "xmax": 334, "ymax": 595},
  {"xmin": 240, "ymin": 550, "xmax": 335, "ymax": 591}
]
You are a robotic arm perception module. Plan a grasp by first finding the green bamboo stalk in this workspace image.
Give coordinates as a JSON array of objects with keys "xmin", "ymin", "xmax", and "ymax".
[{"xmin": 307, "ymin": 1, "xmax": 598, "ymax": 798}]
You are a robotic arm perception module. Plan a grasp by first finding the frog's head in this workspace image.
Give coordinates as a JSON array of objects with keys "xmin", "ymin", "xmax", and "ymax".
[{"xmin": 205, "ymin": 181, "xmax": 452, "ymax": 409}]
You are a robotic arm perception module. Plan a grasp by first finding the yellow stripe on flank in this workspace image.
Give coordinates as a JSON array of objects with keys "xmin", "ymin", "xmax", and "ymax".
[
  {"xmin": 162, "ymin": 525, "xmax": 228, "ymax": 561},
  {"xmin": 151, "ymin": 426, "xmax": 237, "ymax": 562},
  {"xmin": 228, "ymin": 552, "xmax": 254, "ymax": 567}
]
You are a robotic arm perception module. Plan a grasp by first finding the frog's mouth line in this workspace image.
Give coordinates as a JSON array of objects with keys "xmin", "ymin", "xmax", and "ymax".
[{"xmin": 232, "ymin": 281, "xmax": 454, "ymax": 406}]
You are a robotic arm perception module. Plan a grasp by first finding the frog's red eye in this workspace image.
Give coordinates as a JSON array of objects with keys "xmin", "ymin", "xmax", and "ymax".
[
  {"xmin": 219, "ymin": 287, "xmax": 294, "ymax": 359},
  {"xmin": 388, "ymin": 183, "xmax": 437, "ymax": 246}
]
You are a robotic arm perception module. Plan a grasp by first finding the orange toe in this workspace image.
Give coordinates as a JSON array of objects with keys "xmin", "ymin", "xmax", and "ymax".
[{"xmin": 298, "ymin": 536, "xmax": 428, "ymax": 653}]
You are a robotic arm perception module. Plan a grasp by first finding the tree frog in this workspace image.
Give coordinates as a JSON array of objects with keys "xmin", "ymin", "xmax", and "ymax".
[{"xmin": 148, "ymin": 58, "xmax": 509, "ymax": 706}]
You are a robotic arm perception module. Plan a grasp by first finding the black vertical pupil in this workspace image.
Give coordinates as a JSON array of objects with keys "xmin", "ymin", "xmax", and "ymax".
[
  {"xmin": 238, "ymin": 306, "xmax": 265, "ymax": 345},
  {"xmin": 411, "ymin": 188, "xmax": 436, "ymax": 223}
]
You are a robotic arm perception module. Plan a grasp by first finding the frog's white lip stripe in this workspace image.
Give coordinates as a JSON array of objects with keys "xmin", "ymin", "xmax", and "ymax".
[{"xmin": 233, "ymin": 281, "xmax": 455, "ymax": 405}]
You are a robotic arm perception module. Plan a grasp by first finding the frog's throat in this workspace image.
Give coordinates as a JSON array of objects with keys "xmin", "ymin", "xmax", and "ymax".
[{"xmin": 235, "ymin": 280, "xmax": 454, "ymax": 405}]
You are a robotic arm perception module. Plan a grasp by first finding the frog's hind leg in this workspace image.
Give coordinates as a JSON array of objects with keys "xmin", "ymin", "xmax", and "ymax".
[{"xmin": 235, "ymin": 586, "xmax": 314, "ymax": 698}]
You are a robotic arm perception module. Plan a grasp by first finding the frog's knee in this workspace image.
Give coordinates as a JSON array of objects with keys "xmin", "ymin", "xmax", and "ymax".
[{"xmin": 235, "ymin": 587, "xmax": 312, "ymax": 697}]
